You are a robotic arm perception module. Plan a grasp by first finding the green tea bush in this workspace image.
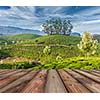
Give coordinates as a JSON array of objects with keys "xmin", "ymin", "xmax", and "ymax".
[
  {"xmin": 1, "ymin": 57, "xmax": 100, "ymax": 69},
  {"xmin": 0, "ymin": 61, "xmax": 41, "ymax": 69},
  {"xmin": 38, "ymin": 57, "xmax": 100, "ymax": 69},
  {"xmin": 2, "ymin": 44, "xmax": 80, "ymax": 62},
  {"xmin": 20, "ymin": 35, "xmax": 81, "ymax": 45}
]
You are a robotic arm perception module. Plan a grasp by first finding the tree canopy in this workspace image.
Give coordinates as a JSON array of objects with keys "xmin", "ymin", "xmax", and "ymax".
[{"xmin": 42, "ymin": 17, "xmax": 73, "ymax": 35}]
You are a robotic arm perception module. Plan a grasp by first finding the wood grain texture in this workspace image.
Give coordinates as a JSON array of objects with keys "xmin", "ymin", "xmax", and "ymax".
[
  {"xmin": 21, "ymin": 70, "xmax": 47, "ymax": 93},
  {"xmin": 58, "ymin": 70, "xmax": 90, "ymax": 93},
  {"xmin": 0, "ymin": 70, "xmax": 12, "ymax": 75},
  {"xmin": 45, "ymin": 70, "xmax": 67, "ymax": 93},
  {"xmin": 0, "ymin": 69, "xmax": 100, "ymax": 93},
  {"xmin": 83, "ymin": 70, "xmax": 100, "ymax": 77},
  {"xmin": 91, "ymin": 70, "xmax": 100, "ymax": 74},
  {"xmin": 0, "ymin": 70, "xmax": 38, "ymax": 93},
  {"xmin": 74, "ymin": 70, "xmax": 100, "ymax": 83},
  {"xmin": 67, "ymin": 70, "xmax": 100, "ymax": 93}
]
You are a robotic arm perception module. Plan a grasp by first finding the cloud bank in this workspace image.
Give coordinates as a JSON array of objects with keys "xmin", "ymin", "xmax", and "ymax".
[{"xmin": 0, "ymin": 6, "xmax": 100, "ymax": 34}]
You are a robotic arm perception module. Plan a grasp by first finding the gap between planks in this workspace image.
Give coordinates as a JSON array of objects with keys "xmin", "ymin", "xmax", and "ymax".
[{"xmin": 0, "ymin": 70, "xmax": 100, "ymax": 93}]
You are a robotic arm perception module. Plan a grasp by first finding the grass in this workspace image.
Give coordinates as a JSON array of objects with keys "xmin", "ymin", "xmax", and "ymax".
[
  {"xmin": 0, "ymin": 33, "xmax": 41, "ymax": 45},
  {"xmin": 0, "ymin": 35, "xmax": 81, "ymax": 62},
  {"xmin": 4, "ymin": 33, "xmax": 41, "ymax": 41},
  {"xmin": 0, "ymin": 61, "xmax": 41, "ymax": 69},
  {"xmin": 35, "ymin": 57, "xmax": 100, "ymax": 69},
  {"xmin": 1, "ymin": 57, "xmax": 100, "ymax": 69},
  {"xmin": 0, "ymin": 34, "xmax": 100, "ymax": 69},
  {"xmin": 20, "ymin": 35, "xmax": 81, "ymax": 45},
  {"xmin": 2, "ymin": 45, "xmax": 80, "ymax": 61}
]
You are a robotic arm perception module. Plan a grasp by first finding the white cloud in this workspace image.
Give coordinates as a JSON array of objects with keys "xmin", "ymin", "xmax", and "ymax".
[
  {"xmin": 0, "ymin": 6, "xmax": 100, "ymax": 34},
  {"xmin": 82, "ymin": 20, "xmax": 100, "ymax": 24},
  {"xmin": 73, "ymin": 21, "xmax": 100, "ymax": 34}
]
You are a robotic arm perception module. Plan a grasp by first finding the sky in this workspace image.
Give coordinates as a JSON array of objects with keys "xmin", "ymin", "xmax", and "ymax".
[{"xmin": 0, "ymin": 6, "xmax": 100, "ymax": 34}]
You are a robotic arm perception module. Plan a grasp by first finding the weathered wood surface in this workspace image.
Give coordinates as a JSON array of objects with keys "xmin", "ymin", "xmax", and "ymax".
[
  {"xmin": 0, "ymin": 69, "xmax": 100, "ymax": 93},
  {"xmin": 45, "ymin": 70, "xmax": 67, "ymax": 93}
]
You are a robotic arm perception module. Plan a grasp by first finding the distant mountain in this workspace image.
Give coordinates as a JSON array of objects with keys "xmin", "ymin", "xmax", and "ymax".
[
  {"xmin": 0, "ymin": 34, "xmax": 3, "ymax": 36},
  {"xmin": 93, "ymin": 34, "xmax": 100, "ymax": 42},
  {"xmin": 70, "ymin": 32, "xmax": 81, "ymax": 37},
  {"xmin": 0, "ymin": 26, "xmax": 43, "ymax": 35}
]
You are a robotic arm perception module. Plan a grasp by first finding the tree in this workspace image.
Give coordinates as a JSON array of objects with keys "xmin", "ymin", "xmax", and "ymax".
[
  {"xmin": 42, "ymin": 22, "xmax": 51, "ymax": 35},
  {"xmin": 52, "ymin": 18, "xmax": 62, "ymax": 34},
  {"xmin": 61, "ymin": 20, "xmax": 73, "ymax": 35},
  {"xmin": 62, "ymin": 20, "xmax": 68, "ymax": 35},
  {"xmin": 77, "ymin": 32, "xmax": 98, "ymax": 57},
  {"xmin": 42, "ymin": 17, "xmax": 73, "ymax": 35},
  {"xmin": 66, "ymin": 20, "xmax": 73, "ymax": 35}
]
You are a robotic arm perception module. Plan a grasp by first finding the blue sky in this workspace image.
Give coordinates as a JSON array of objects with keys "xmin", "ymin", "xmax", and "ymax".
[{"xmin": 0, "ymin": 6, "xmax": 100, "ymax": 34}]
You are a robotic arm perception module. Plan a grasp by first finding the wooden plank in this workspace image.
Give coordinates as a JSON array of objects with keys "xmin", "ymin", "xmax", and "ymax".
[
  {"xmin": 0, "ymin": 70, "xmax": 99, "ymax": 93},
  {"xmin": 0, "ymin": 70, "xmax": 13, "ymax": 75},
  {"xmin": 45, "ymin": 70, "xmax": 67, "ymax": 93},
  {"xmin": 5, "ymin": 83, "xmax": 27, "ymax": 93},
  {"xmin": 74, "ymin": 70, "xmax": 100, "ymax": 83},
  {"xmin": 0, "ymin": 70, "xmax": 39, "ymax": 93},
  {"xmin": 92, "ymin": 70, "xmax": 100, "ymax": 74},
  {"xmin": 0, "ymin": 70, "xmax": 23, "ymax": 80},
  {"xmin": 58, "ymin": 70, "xmax": 90, "ymax": 93},
  {"xmin": 21, "ymin": 70, "xmax": 47, "ymax": 93},
  {"xmin": 66, "ymin": 70, "xmax": 100, "ymax": 93},
  {"xmin": 0, "ymin": 70, "xmax": 30, "ymax": 89},
  {"xmin": 83, "ymin": 70, "xmax": 100, "ymax": 77},
  {"xmin": 0, "ymin": 70, "xmax": 9, "ymax": 73},
  {"xmin": 0, "ymin": 69, "xmax": 13, "ymax": 71}
]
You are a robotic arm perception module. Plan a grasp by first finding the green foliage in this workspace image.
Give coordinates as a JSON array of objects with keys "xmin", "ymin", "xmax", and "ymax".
[
  {"xmin": 56, "ymin": 55, "xmax": 63, "ymax": 61},
  {"xmin": 5, "ymin": 34, "xmax": 41, "ymax": 41},
  {"xmin": 0, "ymin": 49, "xmax": 10, "ymax": 59},
  {"xmin": 2, "ymin": 44, "xmax": 80, "ymax": 62},
  {"xmin": 2, "ymin": 34, "xmax": 80, "ymax": 62},
  {"xmin": 0, "ymin": 34, "xmax": 41, "ymax": 45},
  {"xmin": 38, "ymin": 57, "xmax": 100, "ymax": 69},
  {"xmin": 43, "ymin": 46, "xmax": 51, "ymax": 55},
  {"xmin": 0, "ymin": 37, "xmax": 11, "ymax": 45},
  {"xmin": 31, "ymin": 35, "xmax": 81, "ymax": 45},
  {"xmin": 77, "ymin": 32, "xmax": 98, "ymax": 57},
  {"xmin": 1, "ymin": 33, "xmax": 100, "ymax": 70},
  {"xmin": 0, "ymin": 61, "xmax": 41, "ymax": 69},
  {"xmin": 1, "ymin": 57, "xmax": 100, "ymax": 69}
]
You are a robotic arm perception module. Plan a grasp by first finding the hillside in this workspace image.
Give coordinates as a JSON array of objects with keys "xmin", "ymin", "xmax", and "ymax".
[
  {"xmin": 3, "ymin": 33, "xmax": 41, "ymax": 41},
  {"xmin": 22, "ymin": 35, "xmax": 81, "ymax": 45},
  {"xmin": 0, "ymin": 35, "xmax": 83, "ymax": 64},
  {"xmin": 0, "ymin": 33, "xmax": 41, "ymax": 45},
  {"xmin": 1, "ymin": 34, "xmax": 100, "ymax": 69}
]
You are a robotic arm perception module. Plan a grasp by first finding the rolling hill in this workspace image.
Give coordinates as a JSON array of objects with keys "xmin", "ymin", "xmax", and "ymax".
[
  {"xmin": 22, "ymin": 35, "xmax": 81, "ymax": 45},
  {"xmin": 0, "ymin": 35, "xmax": 81, "ymax": 61},
  {"xmin": 0, "ymin": 33, "xmax": 41, "ymax": 45},
  {"xmin": 1, "ymin": 34, "xmax": 100, "ymax": 69}
]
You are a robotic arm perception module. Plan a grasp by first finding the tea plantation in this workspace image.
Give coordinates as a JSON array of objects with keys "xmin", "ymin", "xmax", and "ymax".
[{"xmin": 0, "ymin": 34, "xmax": 100, "ymax": 69}]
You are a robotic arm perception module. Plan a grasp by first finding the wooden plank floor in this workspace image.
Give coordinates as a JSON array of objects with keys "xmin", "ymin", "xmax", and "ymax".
[{"xmin": 0, "ymin": 69, "xmax": 100, "ymax": 93}]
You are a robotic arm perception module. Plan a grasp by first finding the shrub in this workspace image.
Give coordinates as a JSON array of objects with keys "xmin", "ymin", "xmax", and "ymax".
[
  {"xmin": 37, "ymin": 57, "xmax": 100, "ymax": 69},
  {"xmin": 77, "ymin": 32, "xmax": 98, "ymax": 57},
  {"xmin": 0, "ymin": 61, "xmax": 41, "ymax": 69}
]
